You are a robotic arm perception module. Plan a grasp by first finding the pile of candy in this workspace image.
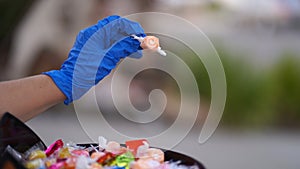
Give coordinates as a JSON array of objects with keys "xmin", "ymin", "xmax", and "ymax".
[{"xmin": 22, "ymin": 137, "xmax": 198, "ymax": 169}]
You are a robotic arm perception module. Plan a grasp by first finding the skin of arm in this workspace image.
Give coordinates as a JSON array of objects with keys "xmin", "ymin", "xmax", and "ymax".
[{"xmin": 0, "ymin": 75, "xmax": 66, "ymax": 121}]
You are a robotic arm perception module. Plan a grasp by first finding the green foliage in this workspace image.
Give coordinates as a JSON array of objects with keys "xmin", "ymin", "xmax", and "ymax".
[
  {"xmin": 215, "ymin": 50, "xmax": 300, "ymax": 129},
  {"xmin": 264, "ymin": 54, "xmax": 300, "ymax": 128},
  {"xmin": 152, "ymin": 34, "xmax": 300, "ymax": 129},
  {"xmin": 205, "ymin": 2, "xmax": 223, "ymax": 12}
]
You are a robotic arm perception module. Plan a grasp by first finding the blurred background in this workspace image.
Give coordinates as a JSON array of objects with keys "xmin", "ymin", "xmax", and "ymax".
[{"xmin": 1, "ymin": 0, "xmax": 300, "ymax": 168}]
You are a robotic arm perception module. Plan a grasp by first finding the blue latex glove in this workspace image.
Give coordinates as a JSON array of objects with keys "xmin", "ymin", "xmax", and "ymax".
[{"xmin": 43, "ymin": 15, "xmax": 145, "ymax": 105}]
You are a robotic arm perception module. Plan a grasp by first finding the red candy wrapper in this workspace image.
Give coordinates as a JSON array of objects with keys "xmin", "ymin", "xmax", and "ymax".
[
  {"xmin": 125, "ymin": 139, "xmax": 148, "ymax": 156},
  {"xmin": 45, "ymin": 139, "xmax": 64, "ymax": 157}
]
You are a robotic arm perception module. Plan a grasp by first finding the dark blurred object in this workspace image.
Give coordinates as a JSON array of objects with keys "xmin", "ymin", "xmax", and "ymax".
[
  {"xmin": 0, "ymin": 112, "xmax": 46, "ymax": 154},
  {"xmin": 0, "ymin": 147, "xmax": 26, "ymax": 169},
  {"xmin": 0, "ymin": 0, "xmax": 36, "ymax": 79},
  {"xmin": 0, "ymin": 0, "xmax": 35, "ymax": 41}
]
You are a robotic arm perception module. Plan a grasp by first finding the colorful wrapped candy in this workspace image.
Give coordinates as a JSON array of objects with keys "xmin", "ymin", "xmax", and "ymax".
[
  {"xmin": 21, "ymin": 137, "xmax": 199, "ymax": 169},
  {"xmin": 28, "ymin": 150, "xmax": 47, "ymax": 160}
]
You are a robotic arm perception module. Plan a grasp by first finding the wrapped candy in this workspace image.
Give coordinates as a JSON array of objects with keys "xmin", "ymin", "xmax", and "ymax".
[
  {"xmin": 75, "ymin": 156, "xmax": 89, "ymax": 169},
  {"xmin": 99, "ymin": 136, "xmax": 126, "ymax": 155},
  {"xmin": 44, "ymin": 158, "xmax": 56, "ymax": 168},
  {"xmin": 64, "ymin": 156, "xmax": 77, "ymax": 169},
  {"xmin": 125, "ymin": 139, "xmax": 148, "ymax": 156},
  {"xmin": 57, "ymin": 147, "xmax": 71, "ymax": 159},
  {"xmin": 140, "ymin": 36, "xmax": 160, "ymax": 50},
  {"xmin": 98, "ymin": 136, "xmax": 108, "ymax": 151},
  {"xmin": 45, "ymin": 139, "xmax": 63, "ymax": 157},
  {"xmin": 25, "ymin": 159, "xmax": 45, "ymax": 169},
  {"xmin": 96, "ymin": 152, "xmax": 115, "ymax": 165},
  {"xmin": 132, "ymin": 35, "xmax": 167, "ymax": 56},
  {"xmin": 48, "ymin": 162, "xmax": 64, "ymax": 169},
  {"xmin": 28, "ymin": 150, "xmax": 47, "ymax": 160},
  {"xmin": 90, "ymin": 162, "xmax": 102, "ymax": 169},
  {"xmin": 21, "ymin": 137, "xmax": 199, "ymax": 169},
  {"xmin": 115, "ymin": 152, "xmax": 135, "ymax": 169},
  {"xmin": 131, "ymin": 158, "xmax": 161, "ymax": 169},
  {"xmin": 106, "ymin": 141, "xmax": 127, "ymax": 155},
  {"xmin": 145, "ymin": 148, "xmax": 164, "ymax": 163},
  {"xmin": 71, "ymin": 149, "xmax": 89, "ymax": 157},
  {"xmin": 106, "ymin": 141, "xmax": 121, "ymax": 154},
  {"xmin": 91, "ymin": 152, "xmax": 105, "ymax": 160}
]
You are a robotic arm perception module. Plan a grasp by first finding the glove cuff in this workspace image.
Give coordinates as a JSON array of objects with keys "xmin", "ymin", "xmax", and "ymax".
[{"xmin": 42, "ymin": 70, "xmax": 73, "ymax": 105}]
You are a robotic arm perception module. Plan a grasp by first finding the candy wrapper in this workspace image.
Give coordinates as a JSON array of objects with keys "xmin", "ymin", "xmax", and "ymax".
[
  {"xmin": 132, "ymin": 35, "xmax": 167, "ymax": 56},
  {"xmin": 0, "ymin": 113, "xmax": 205, "ymax": 169},
  {"xmin": 17, "ymin": 138, "xmax": 202, "ymax": 169}
]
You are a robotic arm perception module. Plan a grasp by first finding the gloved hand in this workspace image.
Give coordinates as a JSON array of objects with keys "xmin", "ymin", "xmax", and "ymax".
[{"xmin": 43, "ymin": 15, "xmax": 145, "ymax": 105}]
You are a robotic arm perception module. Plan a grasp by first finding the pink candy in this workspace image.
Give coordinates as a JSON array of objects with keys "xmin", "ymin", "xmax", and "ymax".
[{"xmin": 45, "ymin": 139, "xmax": 64, "ymax": 157}]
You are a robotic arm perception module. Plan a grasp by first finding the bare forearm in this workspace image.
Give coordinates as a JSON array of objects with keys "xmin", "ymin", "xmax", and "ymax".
[{"xmin": 0, "ymin": 75, "xmax": 66, "ymax": 121}]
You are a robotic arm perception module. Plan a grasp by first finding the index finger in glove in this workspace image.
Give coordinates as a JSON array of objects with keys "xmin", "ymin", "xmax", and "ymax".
[
  {"xmin": 114, "ymin": 17, "xmax": 145, "ymax": 37},
  {"xmin": 73, "ymin": 15, "xmax": 123, "ymax": 50}
]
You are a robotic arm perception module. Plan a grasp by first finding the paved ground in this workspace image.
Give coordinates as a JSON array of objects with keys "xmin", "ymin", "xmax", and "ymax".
[{"xmin": 26, "ymin": 104, "xmax": 300, "ymax": 169}]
